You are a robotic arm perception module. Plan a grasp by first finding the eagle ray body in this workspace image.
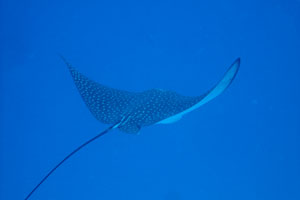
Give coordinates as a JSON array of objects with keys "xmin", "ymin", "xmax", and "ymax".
[
  {"xmin": 24, "ymin": 57, "xmax": 240, "ymax": 199},
  {"xmin": 67, "ymin": 58, "xmax": 240, "ymax": 133}
]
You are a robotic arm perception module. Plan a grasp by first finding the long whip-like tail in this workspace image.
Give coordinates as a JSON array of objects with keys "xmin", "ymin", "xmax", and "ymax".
[{"xmin": 24, "ymin": 122, "xmax": 120, "ymax": 200}]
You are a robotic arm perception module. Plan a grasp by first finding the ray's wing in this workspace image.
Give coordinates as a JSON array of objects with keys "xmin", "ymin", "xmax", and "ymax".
[
  {"xmin": 61, "ymin": 57, "xmax": 137, "ymax": 124},
  {"xmin": 195, "ymin": 58, "xmax": 240, "ymax": 107},
  {"xmin": 158, "ymin": 58, "xmax": 240, "ymax": 124}
]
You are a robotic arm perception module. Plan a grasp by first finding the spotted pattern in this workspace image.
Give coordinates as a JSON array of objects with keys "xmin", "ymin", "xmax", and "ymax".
[
  {"xmin": 68, "ymin": 66, "xmax": 203, "ymax": 134},
  {"xmin": 118, "ymin": 89, "xmax": 204, "ymax": 133},
  {"xmin": 64, "ymin": 57, "xmax": 240, "ymax": 134},
  {"xmin": 68, "ymin": 66, "xmax": 137, "ymax": 125}
]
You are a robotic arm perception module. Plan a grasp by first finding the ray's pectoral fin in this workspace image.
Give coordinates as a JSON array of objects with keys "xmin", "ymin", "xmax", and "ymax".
[
  {"xmin": 184, "ymin": 58, "xmax": 240, "ymax": 111},
  {"xmin": 158, "ymin": 58, "xmax": 240, "ymax": 124},
  {"xmin": 198, "ymin": 58, "xmax": 240, "ymax": 106}
]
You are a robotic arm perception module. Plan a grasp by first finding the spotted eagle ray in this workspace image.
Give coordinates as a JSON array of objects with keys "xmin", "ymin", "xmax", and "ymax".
[{"xmin": 25, "ymin": 56, "xmax": 240, "ymax": 199}]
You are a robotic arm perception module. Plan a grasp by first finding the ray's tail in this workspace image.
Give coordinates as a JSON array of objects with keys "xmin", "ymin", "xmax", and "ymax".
[{"xmin": 24, "ymin": 122, "xmax": 120, "ymax": 200}]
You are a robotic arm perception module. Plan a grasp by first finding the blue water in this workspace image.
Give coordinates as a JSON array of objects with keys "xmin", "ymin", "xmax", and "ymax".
[{"xmin": 1, "ymin": 0, "xmax": 299, "ymax": 199}]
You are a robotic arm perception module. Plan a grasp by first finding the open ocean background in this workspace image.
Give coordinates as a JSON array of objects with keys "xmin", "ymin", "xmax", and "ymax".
[{"xmin": 1, "ymin": 0, "xmax": 299, "ymax": 199}]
